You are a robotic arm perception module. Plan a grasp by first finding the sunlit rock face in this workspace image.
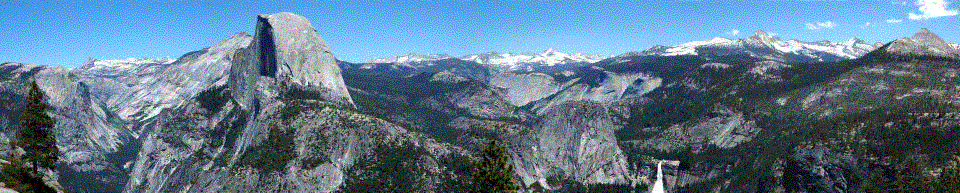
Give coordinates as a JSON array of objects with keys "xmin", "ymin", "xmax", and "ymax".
[
  {"xmin": 124, "ymin": 12, "xmax": 468, "ymax": 193},
  {"xmin": 512, "ymin": 101, "xmax": 632, "ymax": 188},
  {"xmin": 229, "ymin": 12, "xmax": 354, "ymax": 111},
  {"xmin": 0, "ymin": 63, "xmax": 133, "ymax": 192},
  {"xmin": 76, "ymin": 34, "xmax": 253, "ymax": 130},
  {"xmin": 881, "ymin": 28, "xmax": 960, "ymax": 58}
]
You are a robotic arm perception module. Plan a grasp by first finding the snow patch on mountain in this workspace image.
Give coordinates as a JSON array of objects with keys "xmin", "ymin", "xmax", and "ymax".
[
  {"xmin": 643, "ymin": 30, "xmax": 879, "ymax": 61},
  {"xmin": 461, "ymin": 48, "xmax": 602, "ymax": 70},
  {"xmin": 369, "ymin": 49, "xmax": 602, "ymax": 71},
  {"xmin": 368, "ymin": 53, "xmax": 453, "ymax": 64},
  {"xmin": 661, "ymin": 37, "xmax": 734, "ymax": 56}
]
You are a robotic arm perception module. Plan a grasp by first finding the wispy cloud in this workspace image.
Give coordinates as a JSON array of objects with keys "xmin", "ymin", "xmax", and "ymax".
[
  {"xmin": 859, "ymin": 22, "xmax": 872, "ymax": 28},
  {"xmin": 724, "ymin": 29, "xmax": 740, "ymax": 36},
  {"xmin": 893, "ymin": 1, "xmax": 909, "ymax": 6},
  {"xmin": 805, "ymin": 21, "xmax": 836, "ymax": 30},
  {"xmin": 908, "ymin": 0, "xmax": 959, "ymax": 20},
  {"xmin": 886, "ymin": 18, "xmax": 904, "ymax": 23}
]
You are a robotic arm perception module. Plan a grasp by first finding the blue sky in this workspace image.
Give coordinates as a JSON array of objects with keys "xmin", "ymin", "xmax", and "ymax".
[{"xmin": 1, "ymin": 0, "xmax": 958, "ymax": 68}]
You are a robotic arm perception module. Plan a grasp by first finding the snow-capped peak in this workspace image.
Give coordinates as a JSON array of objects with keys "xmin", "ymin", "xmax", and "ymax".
[
  {"xmin": 543, "ymin": 48, "xmax": 558, "ymax": 55},
  {"xmin": 641, "ymin": 30, "xmax": 879, "ymax": 61},
  {"xmin": 461, "ymin": 49, "xmax": 602, "ymax": 70},
  {"xmin": 749, "ymin": 30, "xmax": 781, "ymax": 45},
  {"xmin": 752, "ymin": 30, "xmax": 771, "ymax": 38},
  {"xmin": 369, "ymin": 49, "xmax": 602, "ymax": 71},
  {"xmin": 658, "ymin": 37, "xmax": 734, "ymax": 56},
  {"xmin": 843, "ymin": 37, "xmax": 864, "ymax": 46},
  {"xmin": 368, "ymin": 53, "xmax": 453, "ymax": 64}
]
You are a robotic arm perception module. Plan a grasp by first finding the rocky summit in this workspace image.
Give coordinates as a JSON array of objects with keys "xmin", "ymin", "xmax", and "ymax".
[
  {"xmin": 881, "ymin": 28, "xmax": 960, "ymax": 58},
  {"xmin": 230, "ymin": 13, "xmax": 354, "ymax": 110},
  {"xmin": 2, "ymin": 9, "xmax": 960, "ymax": 193}
]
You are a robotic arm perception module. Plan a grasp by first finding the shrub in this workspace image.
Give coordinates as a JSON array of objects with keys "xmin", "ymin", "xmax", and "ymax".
[{"xmin": 196, "ymin": 85, "xmax": 231, "ymax": 114}]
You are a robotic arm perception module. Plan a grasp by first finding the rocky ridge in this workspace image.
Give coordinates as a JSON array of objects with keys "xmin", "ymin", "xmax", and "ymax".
[
  {"xmin": 880, "ymin": 28, "xmax": 960, "ymax": 58},
  {"xmin": 124, "ymin": 12, "xmax": 468, "ymax": 193},
  {"xmin": 0, "ymin": 63, "xmax": 132, "ymax": 192},
  {"xmin": 632, "ymin": 30, "xmax": 879, "ymax": 63}
]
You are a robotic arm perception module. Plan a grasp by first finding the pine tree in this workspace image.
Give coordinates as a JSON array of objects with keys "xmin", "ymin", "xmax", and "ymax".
[
  {"xmin": 474, "ymin": 139, "xmax": 518, "ymax": 193},
  {"xmin": 16, "ymin": 81, "xmax": 58, "ymax": 174}
]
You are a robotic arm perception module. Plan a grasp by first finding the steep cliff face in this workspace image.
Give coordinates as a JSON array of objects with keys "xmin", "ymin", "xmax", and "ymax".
[
  {"xmin": 511, "ymin": 101, "xmax": 632, "ymax": 189},
  {"xmin": 124, "ymin": 12, "xmax": 467, "ymax": 193},
  {"xmin": 0, "ymin": 63, "xmax": 132, "ymax": 192},
  {"xmin": 230, "ymin": 12, "xmax": 353, "ymax": 111}
]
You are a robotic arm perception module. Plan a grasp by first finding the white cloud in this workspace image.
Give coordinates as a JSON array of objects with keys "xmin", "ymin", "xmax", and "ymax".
[
  {"xmin": 860, "ymin": 22, "xmax": 872, "ymax": 28},
  {"xmin": 805, "ymin": 21, "xmax": 836, "ymax": 30},
  {"xmin": 886, "ymin": 19, "xmax": 904, "ymax": 23},
  {"xmin": 893, "ymin": 1, "xmax": 909, "ymax": 5},
  {"xmin": 908, "ymin": 0, "xmax": 959, "ymax": 20},
  {"xmin": 724, "ymin": 29, "xmax": 740, "ymax": 36}
]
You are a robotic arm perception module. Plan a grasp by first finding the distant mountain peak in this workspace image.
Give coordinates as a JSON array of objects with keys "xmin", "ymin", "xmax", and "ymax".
[
  {"xmin": 747, "ymin": 30, "xmax": 784, "ymax": 46},
  {"xmin": 752, "ymin": 30, "xmax": 767, "ymax": 37},
  {"xmin": 844, "ymin": 37, "xmax": 863, "ymax": 45},
  {"xmin": 543, "ymin": 48, "xmax": 558, "ymax": 54},
  {"xmin": 368, "ymin": 53, "xmax": 453, "ymax": 64},
  {"xmin": 462, "ymin": 49, "xmax": 601, "ymax": 70},
  {"xmin": 750, "ymin": 30, "xmax": 772, "ymax": 39},
  {"xmin": 911, "ymin": 28, "xmax": 948, "ymax": 45},
  {"xmin": 370, "ymin": 49, "xmax": 602, "ymax": 71},
  {"xmin": 640, "ymin": 31, "xmax": 878, "ymax": 62},
  {"xmin": 881, "ymin": 28, "xmax": 959, "ymax": 57}
]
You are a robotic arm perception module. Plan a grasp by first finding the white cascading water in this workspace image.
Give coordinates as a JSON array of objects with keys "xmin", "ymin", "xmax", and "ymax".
[{"xmin": 651, "ymin": 161, "xmax": 665, "ymax": 193}]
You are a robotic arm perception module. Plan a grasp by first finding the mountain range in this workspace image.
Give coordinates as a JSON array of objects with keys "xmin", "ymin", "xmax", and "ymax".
[
  {"xmin": 367, "ymin": 30, "xmax": 883, "ymax": 74},
  {"xmin": 367, "ymin": 48, "xmax": 602, "ymax": 73},
  {"xmin": 1, "ymin": 12, "xmax": 960, "ymax": 193}
]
